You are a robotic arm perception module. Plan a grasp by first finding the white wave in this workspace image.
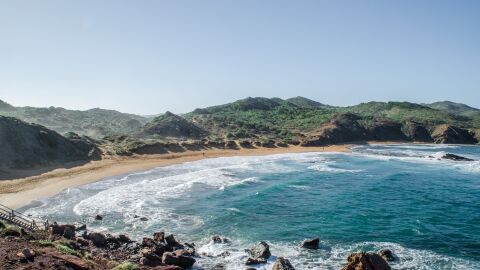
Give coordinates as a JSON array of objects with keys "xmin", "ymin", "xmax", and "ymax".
[
  {"xmin": 195, "ymin": 239, "xmax": 480, "ymax": 270},
  {"xmin": 308, "ymin": 163, "xmax": 364, "ymax": 173}
]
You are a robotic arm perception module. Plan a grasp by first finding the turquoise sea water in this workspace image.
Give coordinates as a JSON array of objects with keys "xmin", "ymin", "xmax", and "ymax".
[{"xmin": 23, "ymin": 144, "xmax": 480, "ymax": 269}]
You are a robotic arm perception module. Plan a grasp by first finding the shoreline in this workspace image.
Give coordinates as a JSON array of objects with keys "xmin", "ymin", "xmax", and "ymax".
[{"xmin": 0, "ymin": 144, "xmax": 350, "ymax": 209}]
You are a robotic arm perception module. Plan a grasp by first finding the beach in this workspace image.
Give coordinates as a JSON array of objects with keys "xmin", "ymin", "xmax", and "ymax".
[{"xmin": 0, "ymin": 144, "xmax": 349, "ymax": 209}]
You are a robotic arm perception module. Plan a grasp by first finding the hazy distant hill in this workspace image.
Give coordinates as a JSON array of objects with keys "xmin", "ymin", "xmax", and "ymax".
[
  {"xmin": 0, "ymin": 116, "xmax": 99, "ymax": 179},
  {"xmin": 0, "ymin": 100, "xmax": 149, "ymax": 138},
  {"xmin": 425, "ymin": 101, "xmax": 480, "ymax": 118}
]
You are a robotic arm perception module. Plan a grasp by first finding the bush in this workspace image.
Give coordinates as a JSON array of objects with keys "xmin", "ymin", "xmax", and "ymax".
[
  {"xmin": 112, "ymin": 262, "xmax": 140, "ymax": 270},
  {"xmin": 0, "ymin": 225, "xmax": 21, "ymax": 237},
  {"xmin": 54, "ymin": 242, "xmax": 80, "ymax": 257},
  {"xmin": 0, "ymin": 221, "xmax": 5, "ymax": 230}
]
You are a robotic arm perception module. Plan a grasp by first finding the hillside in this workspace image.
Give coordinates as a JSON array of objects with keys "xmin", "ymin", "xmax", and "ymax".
[
  {"xmin": 140, "ymin": 111, "xmax": 207, "ymax": 139},
  {"xmin": 0, "ymin": 100, "xmax": 149, "ymax": 138},
  {"xmin": 425, "ymin": 101, "xmax": 480, "ymax": 118},
  {"xmin": 0, "ymin": 116, "xmax": 100, "ymax": 179},
  {"xmin": 0, "ymin": 99, "xmax": 16, "ymax": 112}
]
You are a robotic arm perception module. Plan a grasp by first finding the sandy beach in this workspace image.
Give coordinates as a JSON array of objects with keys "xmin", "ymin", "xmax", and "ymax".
[{"xmin": 0, "ymin": 145, "xmax": 350, "ymax": 209}]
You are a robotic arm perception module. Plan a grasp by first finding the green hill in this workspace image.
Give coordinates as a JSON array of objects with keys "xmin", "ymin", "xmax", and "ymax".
[
  {"xmin": 141, "ymin": 111, "xmax": 207, "ymax": 139},
  {"xmin": 286, "ymin": 96, "xmax": 328, "ymax": 108},
  {"xmin": 425, "ymin": 101, "xmax": 480, "ymax": 118}
]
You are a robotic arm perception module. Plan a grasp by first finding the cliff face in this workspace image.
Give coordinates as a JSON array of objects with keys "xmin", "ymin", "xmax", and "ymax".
[
  {"xmin": 0, "ymin": 116, "xmax": 99, "ymax": 177},
  {"xmin": 301, "ymin": 113, "xmax": 371, "ymax": 146},
  {"xmin": 430, "ymin": 125, "xmax": 478, "ymax": 144},
  {"xmin": 301, "ymin": 114, "xmax": 478, "ymax": 146}
]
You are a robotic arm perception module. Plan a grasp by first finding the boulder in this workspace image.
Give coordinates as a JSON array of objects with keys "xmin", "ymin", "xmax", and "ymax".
[
  {"xmin": 94, "ymin": 215, "xmax": 103, "ymax": 221},
  {"xmin": 16, "ymin": 248, "xmax": 36, "ymax": 261},
  {"xmin": 272, "ymin": 257, "xmax": 295, "ymax": 270},
  {"xmin": 87, "ymin": 232, "xmax": 107, "ymax": 247},
  {"xmin": 117, "ymin": 234, "xmax": 132, "ymax": 243},
  {"xmin": 246, "ymin": 241, "xmax": 271, "ymax": 259},
  {"xmin": 165, "ymin": 234, "xmax": 182, "ymax": 249},
  {"xmin": 212, "ymin": 235, "xmax": 230, "ymax": 244},
  {"xmin": 162, "ymin": 251, "xmax": 196, "ymax": 268},
  {"xmin": 301, "ymin": 238, "xmax": 319, "ymax": 249},
  {"xmin": 140, "ymin": 248, "xmax": 162, "ymax": 266},
  {"xmin": 140, "ymin": 217, "xmax": 149, "ymax": 221},
  {"xmin": 378, "ymin": 249, "xmax": 396, "ymax": 262},
  {"xmin": 63, "ymin": 226, "xmax": 76, "ymax": 239},
  {"xmin": 441, "ymin": 153, "xmax": 474, "ymax": 161},
  {"xmin": 341, "ymin": 252, "xmax": 391, "ymax": 270},
  {"xmin": 245, "ymin": 257, "xmax": 267, "ymax": 265}
]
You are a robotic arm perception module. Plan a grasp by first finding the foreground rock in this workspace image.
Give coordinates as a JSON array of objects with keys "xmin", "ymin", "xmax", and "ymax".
[
  {"xmin": 431, "ymin": 125, "xmax": 478, "ymax": 144},
  {"xmin": 441, "ymin": 153, "xmax": 474, "ymax": 161},
  {"xmin": 246, "ymin": 241, "xmax": 271, "ymax": 259},
  {"xmin": 162, "ymin": 251, "xmax": 196, "ymax": 268},
  {"xmin": 272, "ymin": 257, "xmax": 295, "ymax": 270},
  {"xmin": 301, "ymin": 237, "xmax": 319, "ymax": 249},
  {"xmin": 341, "ymin": 252, "xmax": 391, "ymax": 270}
]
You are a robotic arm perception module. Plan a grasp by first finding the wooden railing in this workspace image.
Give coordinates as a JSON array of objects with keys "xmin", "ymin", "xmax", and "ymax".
[{"xmin": 0, "ymin": 203, "xmax": 45, "ymax": 231}]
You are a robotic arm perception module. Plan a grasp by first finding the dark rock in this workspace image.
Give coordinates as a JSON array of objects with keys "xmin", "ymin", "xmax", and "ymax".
[
  {"xmin": 212, "ymin": 235, "xmax": 230, "ymax": 244},
  {"xmin": 341, "ymin": 252, "xmax": 391, "ymax": 270},
  {"xmin": 218, "ymin": 251, "xmax": 230, "ymax": 257},
  {"xmin": 141, "ymin": 248, "xmax": 162, "ymax": 266},
  {"xmin": 378, "ymin": 249, "xmax": 396, "ymax": 262},
  {"xmin": 184, "ymin": 242, "xmax": 195, "ymax": 249},
  {"xmin": 162, "ymin": 251, "xmax": 196, "ymax": 268},
  {"xmin": 246, "ymin": 241, "xmax": 271, "ymax": 259},
  {"xmin": 153, "ymin": 231, "xmax": 165, "ymax": 243},
  {"xmin": 63, "ymin": 226, "xmax": 76, "ymax": 239},
  {"xmin": 94, "ymin": 215, "xmax": 103, "ymax": 221},
  {"xmin": 140, "ymin": 217, "xmax": 148, "ymax": 221},
  {"xmin": 76, "ymin": 237, "xmax": 89, "ymax": 247},
  {"xmin": 367, "ymin": 121, "xmax": 409, "ymax": 141},
  {"xmin": 87, "ymin": 232, "xmax": 107, "ymax": 248},
  {"xmin": 164, "ymin": 234, "xmax": 182, "ymax": 249},
  {"xmin": 403, "ymin": 121, "xmax": 433, "ymax": 142},
  {"xmin": 246, "ymin": 257, "xmax": 267, "ymax": 265},
  {"xmin": 75, "ymin": 224, "xmax": 87, "ymax": 231},
  {"xmin": 211, "ymin": 263, "xmax": 226, "ymax": 270},
  {"xmin": 272, "ymin": 257, "xmax": 295, "ymax": 270},
  {"xmin": 143, "ymin": 237, "xmax": 156, "ymax": 247},
  {"xmin": 16, "ymin": 248, "xmax": 35, "ymax": 261},
  {"xmin": 441, "ymin": 153, "xmax": 474, "ymax": 161},
  {"xmin": 117, "ymin": 234, "xmax": 132, "ymax": 243},
  {"xmin": 301, "ymin": 237, "xmax": 319, "ymax": 249}
]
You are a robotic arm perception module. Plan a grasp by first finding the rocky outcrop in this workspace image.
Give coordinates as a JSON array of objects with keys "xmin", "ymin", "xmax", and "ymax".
[
  {"xmin": 272, "ymin": 257, "xmax": 295, "ymax": 270},
  {"xmin": 246, "ymin": 241, "xmax": 271, "ymax": 259},
  {"xmin": 402, "ymin": 121, "xmax": 433, "ymax": 142},
  {"xmin": 0, "ymin": 116, "xmax": 100, "ymax": 179},
  {"xmin": 341, "ymin": 252, "xmax": 391, "ymax": 270},
  {"xmin": 162, "ymin": 251, "xmax": 196, "ymax": 268},
  {"xmin": 441, "ymin": 153, "xmax": 474, "ymax": 161},
  {"xmin": 301, "ymin": 238, "xmax": 319, "ymax": 249},
  {"xmin": 430, "ymin": 125, "xmax": 477, "ymax": 144},
  {"xmin": 367, "ymin": 121, "xmax": 409, "ymax": 141},
  {"xmin": 301, "ymin": 113, "xmax": 371, "ymax": 146}
]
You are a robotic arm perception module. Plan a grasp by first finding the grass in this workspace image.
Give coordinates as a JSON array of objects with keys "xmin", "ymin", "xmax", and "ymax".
[
  {"xmin": 54, "ymin": 242, "xmax": 80, "ymax": 257},
  {"xmin": 0, "ymin": 225, "xmax": 21, "ymax": 237},
  {"xmin": 111, "ymin": 262, "xmax": 140, "ymax": 270}
]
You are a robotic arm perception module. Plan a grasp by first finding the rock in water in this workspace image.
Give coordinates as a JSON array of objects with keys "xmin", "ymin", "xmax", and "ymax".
[
  {"xmin": 301, "ymin": 237, "xmax": 320, "ymax": 249},
  {"xmin": 95, "ymin": 215, "xmax": 103, "ymax": 221},
  {"xmin": 341, "ymin": 252, "xmax": 391, "ymax": 270},
  {"xmin": 441, "ymin": 153, "xmax": 474, "ymax": 161},
  {"xmin": 272, "ymin": 257, "xmax": 295, "ymax": 270},
  {"xmin": 246, "ymin": 241, "xmax": 271, "ymax": 259},
  {"xmin": 378, "ymin": 249, "xmax": 396, "ymax": 262}
]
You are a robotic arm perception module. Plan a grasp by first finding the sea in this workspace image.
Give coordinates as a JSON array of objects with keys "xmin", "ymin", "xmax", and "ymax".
[{"xmin": 22, "ymin": 144, "xmax": 480, "ymax": 269}]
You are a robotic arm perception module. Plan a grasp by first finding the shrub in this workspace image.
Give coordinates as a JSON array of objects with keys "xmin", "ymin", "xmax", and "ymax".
[{"xmin": 54, "ymin": 242, "xmax": 80, "ymax": 257}]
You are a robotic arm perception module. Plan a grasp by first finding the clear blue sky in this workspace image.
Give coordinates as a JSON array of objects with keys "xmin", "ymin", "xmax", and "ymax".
[{"xmin": 0, "ymin": 0, "xmax": 479, "ymax": 114}]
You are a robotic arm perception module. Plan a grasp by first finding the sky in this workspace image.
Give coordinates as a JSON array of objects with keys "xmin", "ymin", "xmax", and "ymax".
[{"xmin": 0, "ymin": 0, "xmax": 479, "ymax": 114}]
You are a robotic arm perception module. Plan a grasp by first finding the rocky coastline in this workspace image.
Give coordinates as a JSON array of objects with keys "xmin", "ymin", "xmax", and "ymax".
[{"xmin": 1, "ymin": 220, "xmax": 396, "ymax": 270}]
